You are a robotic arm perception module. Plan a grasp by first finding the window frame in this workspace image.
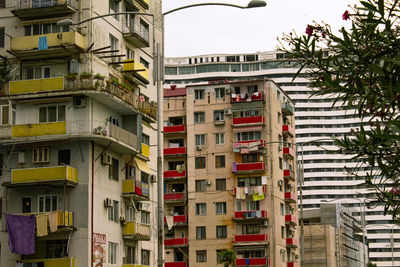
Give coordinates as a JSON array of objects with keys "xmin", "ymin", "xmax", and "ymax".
[
  {"xmin": 194, "ymin": 111, "xmax": 205, "ymax": 123},
  {"xmin": 195, "ymin": 180, "xmax": 207, "ymax": 192},
  {"xmin": 38, "ymin": 195, "xmax": 57, "ymax": 213},
  {"xmin": 108, "ymin": 242, "xmax": 118, "ymax": 264},
  {"xmin": 33, "ymin": 147, "xmax": 50, "ymax": 163},
  {"xmin": 216, "ymin": 178, "xmax": 226, "ymax": 191},
  {"xmin": 194, "ymin": 89, "xmax": 205, "ymax": 100},
  {"xmin": 196, "ymin": 226, "xmax": 206, "ymax": 239},
  {"xmin": 195, "ymin": 203, "xmax": 206, "ymax": 216},
  {"xmin": 108, "ymin": 200, "xmax": 119, "ymax": 222},
  {"xmin": 195, "ymin": 134, "xmax": 206, "ymax": 146},
  {"xmin": 215, "ymin": 202, "xmax": 227, "ymax": 215},
  {"xmin": 196, "ymin": 250, "xmax": 207, "ymax": 262},
  {"xmin": 215, "ymin": 155, "xmax": 225, "ymax": 168},
  {"xmin": 195, "ymin": 157, "xmax": 206, "ymax": 169},
  {"xmin": 216, "ymin": 225, "xmax": 227, "ymax": 239},
  {"xmin": 215, "ymin": 133, "xmax": 225, "ymax": 145}
]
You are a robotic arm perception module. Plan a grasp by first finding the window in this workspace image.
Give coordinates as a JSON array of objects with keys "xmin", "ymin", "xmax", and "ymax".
[
  {"xmin": 45, "ymin": 239, "xmax": 68, "ymax": 258},
  {"xmin": 0, "ymin": 28, "xmax": 4, "ymax": 48},
  {"xmin": 213, "ymin": 110, "xmax": 224, "ymax": 122},
  {"xmin": 142, "ymin": 134, "xmax": 150, "ymax": 145},
  {"xmin": 238, "ymin": 177, "xmax": 262, "ymax": 187},
  {"xmin": 215, "ymin": 202, "xmax": 226, "ymax": 215},
  {"xmin": 125, "ymin": 164, "xmax": 136, "ymax": 180},
  {"xmin": 38, "ymin": 195, "xmax": 57, "ymax": 212},
  {"xmin": 216, "ymin": 179, "xmax": 226, "ymax": 191},
  {"xmin": 0, "ymin": 105, "xmax": 9, "ymax": 125},
  {"xmin": 39, "ymin": 105, "xmax": 65, "ymax": 123},
  {"xmin": 126, "ymin": 245, "xmax": 135, "ymax": 264},
  {"xmin": 0, "ymin": 153, "xmax": 3, "ymax": 176},
  {"xmin": 140, "ymin": 57, "xmax": 150, "ymax": 69},
  {"xmin": 141, "ymin": 172, "xmax": 149, "ymax": 184},
  {"xmin": 126, "ymin": 206, "xmax": 135, "ymax": 222},
  {"xmin": 195, "ymin": 157, "xmax": 206, "ymax": 169},
  {"xmin": 194, "ymin": 89, "xmax": 205, "ymax": 100},
  {"xmin": 33, "ymin": 147, "xmax": 49, "ymax": 163},
  {"xmin": 216, "ymin": 249, "xmax": 224, "ymax": 263},
  {"xmin": 196, "ymin": 226, "xmax": 206, "ymax": 239},
  {"xmin": 141, "ymin": 210, "xmax": 150, "ymax": 224},
  {"xmin": 195, "ymin": 180, "xmax": 206, "ymax": 192},
  {"xmin": 126, "ymin": 47, "xmax": 134, "ymax": 59},
  {"xmin": 278, "ymin": 180, "xmax": 283, "ymax": 191},
  {"xmin": 235, "ymin": 131, "xmax": 261, "ymax": 141},
  {"xmin": 195, "ymin": 134, "xmax": 206, "ymax": 146},
  {"xmin": 281, "ymin": 226, "xmax": 285, "ymax": 239},
  {"xmin": 108, "ymin": 242, "xmax": 117, "ymax": 264},
  {"xmin": 26, "ymin": 66, "xmax": 51, "ymax": 79},
  {"xmin": 215, "ymin": 133, "xmax": 225, "ymax": 145},
  {"xmin": 22, "ymin": 197, "xmax": 32, "ymax": 213},
  {"xmin": 24, "ymin": 23, "xmax": 68, "ymax": 36},
  {"xmin": 196, "ymin": 250, "xmax": 207, "ymax": 262},
  {"xmin": 108, "ymin": 200, "xmax": 119, "ymax": 222},
  {"xmin": 215, "ymin": 155, "xmax": 225, "ymax": 168},
  {"xmin": 216, "ymin": 225, "xmax": 227, "ymax": 238},
  {"xmin": 141, "ymin": 249, "xmax": 150, "ymax": 265},
  {"xmin": 194, "ymin": 112, "xmax": 205, "ymax": 123},
  {"xmin": 246, "ymin": 200, "xmax": 260, "ymax": 211},
  {"xmin": 280, "ymin": 203, "xmax": 284, "ymax": 216},
  {"xmin": 109, "ymin": 0, "xmax": 119, "ymax": 20},
  {"xmin": 242, "ymin": 224, "xmax": 260, "ymax": 234},
  {"xmin": 279, "ymin": 157, "xmax": 283, "ymax": 170},
  {"xmin": 242, "ymin": 154, "xmax": 257, "ymax": 163},
  {"xmin": 195, "ymin": 203, "xmax": 206, "ymax": 216},
  {"xmin": 109, "ymin": 158, "xmax": 119, "ymax": 181},
  {"xmin": 214, "ymin": 88, "xmax": 225, "ymax": 98},
  {"xmin": 58, "ymin": 150, "xmax": 70, "ymax": 165},
  {"xmin": 109, "ymin": 34, "xmax": 119, "ymax": 62}
]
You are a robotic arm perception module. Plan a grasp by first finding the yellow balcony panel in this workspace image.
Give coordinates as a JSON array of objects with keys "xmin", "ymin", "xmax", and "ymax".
[
  {"xmin": 11, "ymin": 165, "xmax": 78, "ymax": 185},
  {"xmin": 123, "ymin": 265, "xmax": 149, "ymax": 267},
  {"xmin": 57, "ymin": 211, "xmax": 74, "ymax": 227},
  {"xmin": 123, "ymin": 60, "xmax": 149, "ymax": 84},
  {"xmin": 9, "ymin": 77, "xmax": 64, "ymax": 95},
  {"xmin": 12, "ymin": 121, "xmax": 66, "ymax": 138},
  {"xmin": 22, "ymin": 257, "xmax": 74, "ymax": 267},
  {"xmin": 123, "ymin": 221, "xmax": 151, "ymax": 240},
  {"xmin": 141, "ymin": 143, "xmax": 149, "ymax": 158},
  {"xmin": 11, "ymin": 32, "xmax": 85, "ymax": 60}
]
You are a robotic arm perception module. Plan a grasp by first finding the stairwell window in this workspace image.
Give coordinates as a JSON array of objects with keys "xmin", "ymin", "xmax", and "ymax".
[{"xmin": 39, "ymin": 105, "xmax": 65, "ymax": 123}]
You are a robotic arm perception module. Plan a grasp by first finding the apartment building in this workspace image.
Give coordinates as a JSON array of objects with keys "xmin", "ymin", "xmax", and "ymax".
[
  {"xmin": 0, "ymin": 0, "xmax": 161, "ymax": 266},
  {"xmin": 163, "ymin": 79, "xmax": 299, "ymax": 267},
  {"xmin": 164, "ymin": 52, "xmax": 399, "ymax": 266}
]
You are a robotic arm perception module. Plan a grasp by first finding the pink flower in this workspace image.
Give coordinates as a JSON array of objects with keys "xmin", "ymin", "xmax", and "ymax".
[
  {"xmin": 342, "ymin": 10, "xmax": 350, "ymax": 20},
  {"xmin": 305, "ymin": 25, "xmax": 314, "ymax": 36}
]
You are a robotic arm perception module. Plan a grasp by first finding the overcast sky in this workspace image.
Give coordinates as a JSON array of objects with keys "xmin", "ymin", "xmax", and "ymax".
[{"xmin": 163, "ymin": 0, "xmax": 358, "ymax": 57}]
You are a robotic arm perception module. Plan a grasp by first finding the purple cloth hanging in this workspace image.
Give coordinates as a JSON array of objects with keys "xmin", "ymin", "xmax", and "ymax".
[{"xmin": 5, "ymin": 214, "xmax": 36, "ymax": 255}]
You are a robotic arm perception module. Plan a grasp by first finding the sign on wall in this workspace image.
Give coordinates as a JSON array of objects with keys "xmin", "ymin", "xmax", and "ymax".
[{"xmin": 93, "ymin": 233, "xmax": 106, "ymax": 267}]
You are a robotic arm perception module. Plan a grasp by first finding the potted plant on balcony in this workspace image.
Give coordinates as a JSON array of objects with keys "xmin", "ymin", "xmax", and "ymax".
[
  {"xmin": 80, "ymin": 72, "xmax": 94, "ymax": 89},
  {"xmin": 65, "ymin": 72, "xmax": 78, "ymax": 90},
  {"xmin": 93, "ymin": 73, "xmax": 105, "ymax": 90}
]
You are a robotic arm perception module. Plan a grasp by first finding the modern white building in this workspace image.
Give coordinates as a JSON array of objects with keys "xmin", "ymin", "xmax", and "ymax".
[{"xmin": 164, "ymin": 51, "xmax": 399, "ymax": 266}]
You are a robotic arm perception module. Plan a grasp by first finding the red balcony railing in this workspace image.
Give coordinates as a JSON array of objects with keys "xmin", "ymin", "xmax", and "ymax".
[
  {"xmin": 282, "ymin": 125, "xmax": 295, "ymax": 137},
  {"xmin": 164, "ymin": 237, "xmax": 188, "ymax": 247},
  {"xmin": 283, "ymin": 169, "xmax": 295, "ymax": 181},
  {"xmin": 234, "ymin": 233, "xmax": 268, "ymax": 243},
  {"xmin": 287, "ymin": 262, "xmax": 299, "ymax": 267},
  {"xmin": 233, "ymin": 162, "xmax": 266, "ymax": 173},
  {"xmin": 165, "ymin": 262, "xmax": 187, "ymax": 267},
  {"xmin": 164, "ymin": 215, "xmax": 187, "ymax": 224},
  {"xmin": 232, "ymin": 116, "xmax": 265, "ymax": 126},
  {"xmin": 234, "ymin": 210, "xmax": 267, "ymax": 220},
  {"xmin": 231, "ymin": 92, "xmax": 264, "ymax": 103},
  {"xmin": 164, "ymin": 125, "xmax": 186, "ymax": 134},
  {"xmin": 236, "ymin": 258, "xmax": 267, "ymax": 266},
  {"xmin": 285, "ymin": 215, "xmax": 297, "ymax": 225},
  {"xmin": 283, "ymin": 147, "xmax": 295, "ymax": 159},
  {"xmin": 286, "ymin": 238, "xmax": 298, "ymax": 248},
  {"xmin": 164, "ymin": 147, "xmax": 187, "ymax": 156},
  {"xmin": 164, "ymin": 192, "xmax": 186, "ymax": 202},
  {"xmin": 284, "ymin": 192, "xmax": 296, "ymax": 203},
  {"xmin": 164, "ymin": 170, "xmax": 186, "ymax": 179}
]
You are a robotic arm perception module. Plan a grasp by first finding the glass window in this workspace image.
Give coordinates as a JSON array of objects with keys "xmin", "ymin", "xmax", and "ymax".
[
  {"xmin": 196, "ymin": 226, "xmax": 206, "ymax": 239},
  {"xmin": 22, "ymin": 197, "xmax": 32, "ymax": 213},
  {"xmin": 108, "ymin": 242, "xmax": 117, "ymax": 264},
  {"xmin": 215, "ymin": 155, "xmax": 225, "ymax": 168},
  {"xmin": 196, "ymin": 250, "xmax": 207, "ymax": 262},
  {"xmin": 126, "ymin": 245, "xmax": 135, "ymax": 264},
  {"xmin": 108, "ymin": 200, "xmax": 119, "ymax": 222},
  {"xmin": 38, "ymin": 195, "xmax": 57, "ymax": 212},
  {"xmin": 195, "ymin": 203, "xmax": 206, "ymax": 216},
  {"xmin": 109, "ymin": 158, "xmax": 119, "ymax": 181},
  {"xmin": 213, "ymin": 110, "xmax": 224, "ymax": 122},
  {"xmin": 141, "ymin": 249, "xmax": 150, "ymax": 265},
  {"xmin": 141, "ymin": 211, "xmax": 150, "ymax": 224},
  {"xmin": 140, "ymin": 57, "xmax": 150, "ymax": 69},
  {"xmin": 216, "ymin": 225, "xmax": 227, "ymax": 238},
  {"xmin": 194, "ymin": 89, "xmax": 205, "ymax": 100},
  {"xmin": 195, "ymin": 180, "xmax": 206, "ymax": 192},
  {"xmin": 215, "ymin": 133, "xmax": 225, "ymax": 145},
  {"xmin": 280, "ymin": 203, "xmax": 284, "ymax": 216},
  {"xmin": 194, "ymin": 112, "xmax": 205, "ymax": 123},
  {"xmin": 242, "ymin": 224, "xmax": 260, "ymax": 234},
  {"xmin": 216, "ymin": 179, "xmax": 226, "ymax": 191},
  {"xmin": 215, "ymin": 202, "xmax": 226, "ymax": 215},
  {"xmin": 39, "ymin": 105, "xmax": 65, "ymax": 123},
  {"xmin": 195, "ymin": 134, "xmax": 206, "ymax": 146},
  {"xmin": 214, "ymin": 88, "xmax": 225, "ymax": 98},
  {"xmin": 109, "ymin": 0, "xmax": 119, "ymax": 20},
  {"xmin": 1, "ymin": 105, "xmax": 9, "ymax": 125},
  {"xmin": 33, "ymin": 147, "xmax": 49, "ymax": 163},
  {"xmin": 246, "ymin": 200, "xmax": 260, "ymax": 211},
  {"xmin": 195, "ymin": 157, "xmax": 206, "ymax": 169},
  {"xmin": 142, "ymin": 134, "xmax": 150, "ymax": 145}
]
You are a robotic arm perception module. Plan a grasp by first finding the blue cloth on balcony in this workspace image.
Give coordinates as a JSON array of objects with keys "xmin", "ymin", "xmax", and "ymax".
[
  {"xmin": 5, "ymin": 214, "xmax": 36, "ymax": 255},
  {"xmin": 38, "ymin": 36, "xmax": 48, "ymax": 50}
]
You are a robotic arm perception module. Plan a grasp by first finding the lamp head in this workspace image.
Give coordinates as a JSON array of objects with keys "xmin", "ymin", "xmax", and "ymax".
[
  {"xmin": 57, "ymin": 18, "xmax": 75, "ymax": 26},
  {"xmin": 247, "ymin": 0, "xmax": 267, "ymax": 8}
]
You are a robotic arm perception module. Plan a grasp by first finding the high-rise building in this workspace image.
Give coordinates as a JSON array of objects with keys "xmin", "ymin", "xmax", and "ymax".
[
  {"xmin": 163, "ymin": 79, "xmax": 299, "ymax": 266},
  {"xmin": 0, "ymin": 0, "xmax": 161, "ymax": 266},
  {"xmin": 164, "ymin": 52, "xmax": 398, "ymax": 266}
]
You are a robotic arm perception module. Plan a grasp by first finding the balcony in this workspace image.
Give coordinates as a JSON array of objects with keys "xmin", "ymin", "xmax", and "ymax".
[
  {"xmin": 287, "ymin": 262, "xmax": 299, "ymax": 267},
  {"xmin": 164, "ymin": 170, "xmax": 186, "ymax": 180},
  {"xmin": 282, "ymin": 102, "xmax": 294, "ymax": 116},
  {"xmin": 285, "ymin": 215, "xmax": 297, "ymax": 226},
  {"xmin": 165, "ymin": 262, "xmax": 187, "ymax": 267},
  {"xmin": 164, "ymin": 215, "xmax": 187, "ymax": 225},
  {"xmin": 233, "ymin": 162, "xmax": 266, "ymax": 173},
  {"xmin": 164, "ymin": 237, "xmax": 188, "ymax": 247},
  {"xmin": 283, "ymin": 147, "xmax": 295, "ymax": 160},
  {"xmin": 123, "ymin": 221, "xmax": 151, "ymax": 240},
  {"xmin": 164, "ymin": 125, "xmax": 186, "ymax": 135},
  {"xmin": 231, "ymin": 92, "xmax": 264, "ymax": 103},
  {"xmin": 234, "ymin": 210, "xmax": 267, "ymax": 221},
  {"xmin": 233, "ymin": 140, "xmax": 265, "ymax": 153},
  {"xmin": 286, "ymin": 238, "xmax": 298, "ymax": 248},
  {"xmin": 9, "ymin": 77, "xmax": 64, "ymax": 95},
  {"xmin": 284, "ymin": 192, "xmax": 296, "ymax": 203},
  {"xmin": 21, "ymin": 257, "xmax": 75, "ymax": 267},
  {"xmin": 123, "ymin": 20, "xmax": 150, "ymax": 47},
  {"xmin": 12, "ymin": 211, "xmax": 73, "ymax": 228},
  {"xmin": 234, "ymin": 233, "xmax": 268, "ymax": 244},
  {"xmin": 141, "ymin": 143, "xmax": 149, "ymax": 158},
  {"xmin": 12, "ymin": 121, "xmax": 65, "ymax": 138},
  {"xmin": 232, "ymin": 116, "xmax": 265, "ymax": 127},
  {"xmin": 9, "ymin": 165, "xmax": 78, "ymax": 187},
  {"xmin": 164, "ymin": 192, "xmax": 186, "ymax": 203},
  {"xmin": 282, "ymin": 124, "xmax": 294, "ymax": 137},
  {"xmin": 234, "ymin": 186, "xmax": 267, "ymax": 198},
  {"xmin": 11, "ymin": 32, "xmax": 85, "ymax": 60},
  {"xmin": 122, "ymin": 180, "xmax": 149, "ymax": 201},
  {"xmin": 283, "ymin": 169, "xmax": 295, "ymax": 181},
  {"xmin": 122, "ymin": 60, "xmax": 149, "ymax": 85},
  {"xmin": 236, "ymin": 258, "xmax": 267, "ymax": 266},
  {"xmin": 164, "ymin": 147, "xmax": 187, "ymax": 157},
  {"xmin": 11, "ymin": 0, "xmax": 75, "ymax": 19}
]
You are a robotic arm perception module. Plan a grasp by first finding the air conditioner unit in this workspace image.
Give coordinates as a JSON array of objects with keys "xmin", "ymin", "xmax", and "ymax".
[
  {"xmin": 18, "ymin": 152, "xmax": 25, "ymax": 164},
  {"xmin": 224, "ymin": 108, "xmax": 232, "ymax": 115},
  {"xmin": 196, "ymin": 145, "xmax": 203, "ymax": 151},
  {"xmin": 73, "ymin": 97, "xmax": 87, "ymax": 108},
  {"xmin": 205, "ymin": 181, "xmax": 211, "ymax": 186},
  {"xmin": 137, "ymin": 202, "xmax": 143, "ymax": 210},
  {"xmin": 102, "ymin": 153, "xmax": 112, "ymax": 165},
  {"xmin": 104, "ymin": 198, "xmax": 112, "ymax": 207}
]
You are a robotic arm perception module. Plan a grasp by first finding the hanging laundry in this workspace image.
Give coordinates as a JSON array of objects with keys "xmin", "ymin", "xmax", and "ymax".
[
  {"xmin": 261, "ymin": 176, "xmax": 267, "ymax": 185},
  {"xmin": 48, "ymin": 212, "xmax": 58, "ymax": 233},
  {"xmin": 165, "ymin": 216, "xmax": 174, "ymax": 230},
  {"xmin": 38, "ymin": 36, "xmax": 48, "ymax": 50},
  {"xmin": 240, "ymin": 147, "xmax": 249, "ymax": 154},
  {"xmin": 244, "ymin": 187, "xmax": 249, "ymax": 195},
  {"xmin": 253, "ymin": 192, "xmax": 264, "ymax": 201},
  {"xmin": 5, "ymin": 214, "xmax": 36, "ymax": 255},
  {"xmin": 36, "ymin": 214, "xmax": 48, "ymax": 237},
  {"xmin": 232, "ymin": 162, "xmax": 237, "ymax": 172},
  {"xmin": 256, "ymin": 210, "xmax": 262, "ymax": 218},
  {"xmin": 257, "ymin": 186, "xmax": 264, "ymax": 196}
]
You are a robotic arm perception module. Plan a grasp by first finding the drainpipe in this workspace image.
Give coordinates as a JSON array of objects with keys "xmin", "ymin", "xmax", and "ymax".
[{"xmin": 91, "ymin": 141, "xmax": 94, "ymax": 267}]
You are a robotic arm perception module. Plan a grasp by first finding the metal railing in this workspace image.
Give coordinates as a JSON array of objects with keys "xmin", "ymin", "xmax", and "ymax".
[
  {"xmin": 13, "ymin": 0, "xmax": 74, "ymax": 9},
  {"xmin": 122, "ymin": 19, "xmax": 150, "ymax": 43}
]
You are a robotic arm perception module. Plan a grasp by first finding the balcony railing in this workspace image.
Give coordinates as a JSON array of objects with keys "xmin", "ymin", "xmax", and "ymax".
[
  {"xmin": 232, "ymin": 116, "xmax": 265, "ymax": 126},
  {"xmin": 164, "ymin": 215, "xmax": 187, "ymax": 224},
  {"xmin": 164, "ymin": 125, "xmax": 186, "ymax": 134},
  {"xmin": 233, "ymin": 140, "xmax": 265, "ymax": 153},
  {"xmin": 123, "ymin": 20, "xmax": 150, "ymax": 47},
  {"xmin": 282, "ymin": 102, "xmax": 294, "ymax": 116},
  {"xmin": 234, "ymin": 233, "xmax": 268, "ymax": 243},
  {"xmin": 283, "ymin": 169, "xmax": 295, "ymax": 181},
  {"xmin": 9, "ymin": 77, "xmax": 64, "ymax": 95},
  {"xmin": 164, "ymin": 192, "xmax": 186, "ymax": 203},
  {"xmin": 287, "ymin": 262, "xmax": 300, "ymax": 267},
  {"xmin": 21, "ymin": 257, "xmax": 75, "ymax": 267},
  {"xmin": 14, "ymin": 211, "xmax": 73, "ymax": 228},
  {"xmin": 284, "ymin": 192, "xmax": 296, "ymax": 203},
  {"xmin": 12, "ymin": 121, "xmax": 66, "ymax": 138},
  {"xmin": 282, "ymin": 124, "xmax": 294, "ymax": 137},
  {"xmin": 285, "ymin": 214, "xmax": 297, "ymax": 225},
  {"xmin": 286, "ymin": 238, "xmax": 298, "ymax": 248},
  {"xmin": 122, "ymin": 180, "xmax": 149, "ymax": 200},
  {"xmin": 233, "ymin": 162, "xmax": 266, "ymax": 173},
  {"xmin": 11, "ymin": 165, "xmax": 78, "ymax": 185},
  {"xmin": 231, "ymin": 92, "xmax": 264, "ymax": 103},
  {"xmin": 234, "ymin": 210, "xmax": 267, "ymax": 220},
  {"xmin": 164, "ymin": 147, "xmax": 187, "ymax": 157},
  {"xmin": 283, "ymin": 147, "xmax": 295, "ymax": 160},
  {"xmin": 123, "ymin": 221, "xmax": 151, "ymax": 240},
  {"xmin": 11, "ymin": 0, "xmax": 75, "ymax": 19},
  {"xmin": 164, "ymin": 237, "xmax": 188, "ymax": 247},
  {"xmin": 234, "ymin": 186, "xmax": 267, "ymax": 197},
  {"xmin": 164, "ymin": 170, "xmax": 186, "ymax": 180},
  {"xmin": 123, "ymin": 60, "xmax": 149, "ymax": 84},
  {"xmin": 236, "ymin": 258, "xmax": 267, "ymax": 266},
  {"xmin": 165, "ymin": 262, "xmax": 187, "ymax": 267}
]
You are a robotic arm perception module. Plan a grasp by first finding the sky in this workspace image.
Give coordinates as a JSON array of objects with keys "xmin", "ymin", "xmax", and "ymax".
[{"xmin": 163, "ymin": 0, "xmax": 358, "ymax": 57}]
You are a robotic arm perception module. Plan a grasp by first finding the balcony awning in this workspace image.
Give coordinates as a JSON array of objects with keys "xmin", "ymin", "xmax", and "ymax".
[
  {"xmin": 233, "ymin": 126, "xmax": 262, "ymax": 133},
  {"xmin": 134, "ymin": 158, "xmax": 151, "ymax": 174}
]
